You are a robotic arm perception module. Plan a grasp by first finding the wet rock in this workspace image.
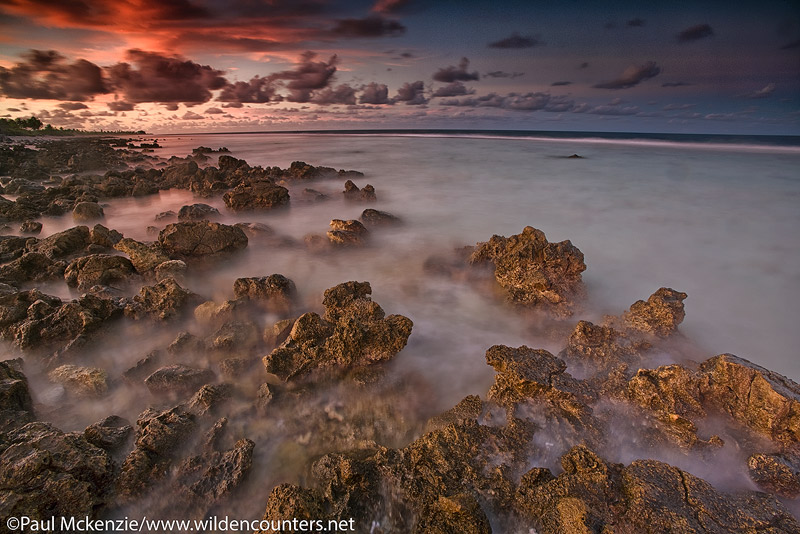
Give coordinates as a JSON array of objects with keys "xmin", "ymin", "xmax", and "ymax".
[
  {"xmin": 222, "ymin": 181, "xmax": 290, "ymax": 210},
  {"xmin": 72, "ymin": 201, "xmax": 104, "ymax": 222},
  {"xmin": 256, "ymin": 484, "xmax": 328, "ymax": 534},
  {"xmin": 559, "ymin": 320, "xmax": 649, "ymax": 375},
  {"xmin": 698, "ymin": 353, "xmax": 800, "ymax": 444},
  {"xmin": 154, "ymin": 259, "xmax": 187, "ymax": 283},
  {"xmin": 627, "ymin": 365, "xmax": 704, "ymax": 418},
  {"xmin": 208, "ymin": 321, "xmax": 260, "ymax": 353},
  {"xmin": 178, "ymin": 437, "xmax": 255, "ymax": 504},
  {"xmin": 284, "ymin": 160, "xmax": 338, "ymax": 180},
  {"xmin": 188, "ymin": 384, "xmax": 234, "ymax": 416},
  {"xmin": 343, "ymin": 179, "xmax": 376, "ymax": 202},
  {"xmin": 144, "ymin": 365, "xmax": 215, "ymax": 396},
  {"xmin": 219, "ymin": 357, "xmax": 255, "ymax": 379},
  {"xmin": 127, "ymin": 278, "xmax": 203, "ymax": 321},
  {"xmin": 84, "ymin": 415, "xmax": 133, "ymax": 452},
  {"xmin": 263, "ymin": 318, "xmax": 294, "ymax": 348},
  {"xmin": 327, "ymin": 219, "xmax": 369, "ymax": 246},
  {"xmin": 48, "ymin": 364, "xmax": 108, "ymax": 396},
  {"xmin": 263, "ymin": 281, "xmax": 413, "ymax": 381},
  {"xmin": 0, "ymin": 422, "xmax": 114, "ymax": 522},
  {"xmin": 155, "ymin": 210, "xmax": 176, "ymax": 221},
  {"xmin": 123, "ymin": 350, "xmax": 162, "ymax": 384},
  {"xmin": 159, "ymin": 221, "xmax": 248, "ymax": 258},
  {"xmin": 747, "ymin": 453, "xmax": 800, "ymax": 498},
  {"xmin": 414, "ymin": 494, "xmax": 492, "ymax": 534},
  {"xmin": 29, "ymin": 225, "xmax": 90, "ymax": 259},
  {"xmin": 19, "ymin": 220, "xmax": 42, "ymax": 234},
  {"xmin": 0, "ymin": 235, "xmax": 33, "ymax": 263},
  {"xmin": 177, "ymin": 203, "xmax": 220, "ymax": 221},
  {"xmin": 469, "ymin": 226, "xmax": 586, "ymax": 317},
  {"xmin": 64, "ymin": 254, "xmax": 136, "ymax": 291},
  {"xmin": 233, "ymin": 274, "xmax": 297, "ymax": 314},
  {"xmin": 114, "ymin": 237, "xmax": 171, "ymax": 273},
  {"xmin": 167, "ymin": 331, "xmax": 205, "ymax": 356},
  {"xmin": 0, "ymin": 358, "xmax": 35, "ymax": 431},
  {"xmin": 360, "ymin": 208, "xmax": 401, "ymax": 227},
  {"xmin": 301, "ymin": 188, "xmax": 328, "ymax": 201},
  {"xmin": 610, "ymin": 287, "xmax": 687, "ymax": 337},
  {"xmin": 89, "ymin": 223, "xmax": 123, "ymax": 248},
  {"xmin": 0, "ymin": 252, "xmax": 66, "ymax": 284}
]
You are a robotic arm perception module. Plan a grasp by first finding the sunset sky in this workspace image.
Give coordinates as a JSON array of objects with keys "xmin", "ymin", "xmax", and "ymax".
[{"xmin": 1, "ymin": 0, "xmax": 798, "ymax": 134}]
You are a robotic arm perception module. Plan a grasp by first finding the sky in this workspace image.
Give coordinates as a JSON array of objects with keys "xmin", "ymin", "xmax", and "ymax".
[{"xmin": 0, "ymin": 0, "xmax": 798, "ymax": 135}]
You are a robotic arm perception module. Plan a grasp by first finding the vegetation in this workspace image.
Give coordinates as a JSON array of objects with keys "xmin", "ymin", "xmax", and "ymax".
[{"xmin": 0, "ymin": 116, "xmax": 144, "ymax": 136}]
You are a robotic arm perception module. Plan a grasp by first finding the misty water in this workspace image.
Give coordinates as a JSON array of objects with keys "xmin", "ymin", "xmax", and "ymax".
[{"xmin": 13, "ymin": 132, "xmax": 800, "ymax": 520}]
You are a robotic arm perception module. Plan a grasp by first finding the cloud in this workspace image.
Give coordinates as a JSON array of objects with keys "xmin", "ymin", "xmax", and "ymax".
[
  {"xmin": 331, "ymin": 16, "xmax": 406, "ymax": 38},
  {"xmin": 106, "ymin": 49, "xmax": 227, "ymax": 105},
  {"xmin": 0, "ymin": 49, "xmax": 108, "ymax": 101},
  {"xmin": 181, "ymin": 111, "xmax": 203, "ymax": 120},
  {"xmin": 677, "ymin": 24, "xmax": 714, "ymax": 42},
  {"xmin": 593, "ymin": 61, "xmax": 660, "ymax": 89},
  {"xmin": 431, "ymin": 82, "xmax": 474, "ymax": 98},
  {"xmin": 440, "ymin": 92, "xmax": 574, "ymax": 112},
  {"xmin": 310, "ymin": 84, "xmax": 357, "ymax": 105},
  {"xmin": 663, "ymin": 103, "xmax": 695, "ymax": 110},
  {"xmin": 551, "ymin": 81, "xmax": 572, "ymax": 86},
  {"xmin": 394, "ymin": 81, "xmax": 427, "ymax": 105},
  {"xmin": 205, "ymin": 107, "xmax": 224, "ymax": 114},
  {"xmin": 108, "ymin": 100, "xmax": 135, "ymax": 111},
  {"xmin": 164, "ymin": 103, "xmax": 180, "ymax": 111},
  {"xmin": 218, "ymin": 76, "xmax": 279, "ymax": 104},
  {"xmin": 371, "ymin": 0, "xmax": 412, "ymax": 14},
  {"xmin": 268, "ymin": 51, "xmax": 338, "ymax": 103},
  {"xmin": 579, "ymin": 62, "xmax": 589, "ymax": 69},
  {"xmin": 433, "ymin": 57, "xmax": 479, "ymax": 83},
  {"xmin": 780, "ymin": 39, "xmax": 800, "ymax": 50},
  {"xmin": 6, "ymin": 108, "xmax": 21, "ymax": 112},
  {"xmin": 484, "ymin": 71, "xmax": 524, "ymax": 79},
  {"xmin": 743, "ymin": 83, "xmax": 776, "ymax": 99},
  {"xmin": 661, "ymin": 81, "xmax": 693, "ymax": 87},
  {"xmin": 58, "ymin": 102, "xmax": 88, "ymax": 110},
  {"xmin": 359, "ymin": 82, "xmax": 391, "ymax": 104},
  {"xmin": 626, "ymin": 18, "xmax": 645, "ymax": 27},
  {"xmin": 487, "ymin": 33, "xmax": 542, "ymax": 49},
  {"xmin": 222, "ymin": 102, "xmax": 244, "ymax": 108}
]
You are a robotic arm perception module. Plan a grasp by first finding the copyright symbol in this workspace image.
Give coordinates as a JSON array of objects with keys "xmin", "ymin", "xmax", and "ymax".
[{"xmin": 7, "ymin": 517, "xmax": 20, "ymax": 530}]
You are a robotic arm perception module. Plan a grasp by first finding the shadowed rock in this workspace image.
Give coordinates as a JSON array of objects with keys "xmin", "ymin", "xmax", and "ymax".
[
  {"xmin": 126, "ymin": 278, "xmax": 203, "ymax": 321},
  {"xmin": 233, "ymin": 274, "xmax": 297, "ymax": 314},
  {"xmin": 64, "ymin": 254, "xmax": 135, "ymax": 291},
  {"xmin": 747, "ymin": 453, "xmax": 800, "ymax": 498},
  {"xmin": 0, "ymin": 252, "xmax": 66, "ymax": 284},
  {"xmin": 0, "ymin": 358, "xmax": 35, "ymax": 431},
  {"xmin": 343, "ymin": 180, "xmax": 376, "ymax": 202},
  {"xmin": 177, "ymin": 203, "xmax": 220, "ymax": 221},
  {"xmin": 84, "ymin": 415, "xmax": 133, "ymax": 452},
  {"xmin": 360, "ymin": 208, "xmax": 401, "ymax": 227},
  {"xmin": 159, "ymin": 221, "xmax": 248, "ymax": 258},
  {"xmin": 144, "ymin": 365, "xmax": 215, "ymax": 396},
  {"xmin": 222, "ymin": 181, "xmax": 289, "ymax": 211},
  {"xmin": 114, "ymin": 238, "xmax": 170, "ymax": 273},
  {"xmin": 72, "ymin": 201, "xmax": 104, "ymax": 222},
  {"xmin": 28, "ymin": 225, "xmax": 90, "ymax": 259}
]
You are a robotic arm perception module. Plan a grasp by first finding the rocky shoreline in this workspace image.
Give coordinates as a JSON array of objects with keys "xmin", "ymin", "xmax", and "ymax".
[{"xmin": 0, "ymin": 137, "xmax": 798, "ymax": 533}]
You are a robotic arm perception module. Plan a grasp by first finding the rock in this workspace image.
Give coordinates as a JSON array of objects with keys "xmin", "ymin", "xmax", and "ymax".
[
  {"xmin": 0, "ymin": 252, "xmax": 66, "ymax": 284},
  {"xmin": 89, "ymin": 224, "xmax": 123, "ymax": 248},
  {"xmin": 155, "ymin": 210, "xmax": 176, "ymax": 221},
  {"xmin": 72, "ymin": 201, "xmax": 104, "ymax": 222},
  {"xmin": 343, "ymin": 180, "xmax": 376, "ymax": 202},
  {"xmin": 611, "ymin": 287, "xmax": 687, "ymax": 337},
  {"xmin": 256, "ymin": 484, "xmax": 328, "ymax": 534},
  {"xmin": 0, "ymin": 358, "xmax": 35, "ymax": 431},
  {"xmin": 167, "ymin": 331, "xmax": 205, "ymax": 356},
  {"xmin": 48, "ymin": 364, "xmax": 108, "ymax": 396},
  {"xmin": 123, "ymin": 350, "xmax": 162, "ymax": 384},
  {"xmin": 177, "ymin": 203, "xmax": 220, "ymax": 221},
  {"xmin": 263, "ymin": 318, "xmax": 294, "ymax": 348},
  {"xmin": 29, "ymin": 225, "xmax": 90, "ymax": 258},
  {"xmin": 159, "ymin": 221, "xmax": 248, "ymax": 258},
  {"xmin": 414, "ymin": 494, "xmax": 492, "ymax": 534},
  {"xmin": 559, "ymin": 320, "xmax": 648, "ymax": 375},
  {"xmin": 698, "ymin": 354, "xmax": 800, "ymax": 444},
  {"xmin": 114, "ymin": 237, "xmax": 170, "ymax": 273},
  {"xmin": 233, "ymin": 274, "xmax": 297, "ymax": 314},
  {"xmin": 222, "ymin": 181, "xmax": 289, "ymax": 210},
  {"xmin": 263, "ymin": 281, "xmax": 413, "ymax": 381},
  {"xmin": 64, "ymin": 254, "xmax": 136, "ymax": 290},
  {"xmin": 360, "ymin": 208, "xmax": 401, "ymax": 227},
  {"xmin": 469, "ymin": 226, "xmax": 586, "ymax": 317},
  {"xmin": 180, "ymin": 437, "xmax": 254, "ymax": 502},
  {"xmin": 301, "ymin": 188, "xmax": 328, "ymax": 201},
  {"xmin": 83, "ymin": 415, "xmax": 133, "ymax": 452},
  {"xmin": 208, "ymin": 321, "xmax": 260, "ymax": 353},
  {"xmin": 327, "ymin": 219, "xmax": 369, "ymax": 246},
  {"xmin": 0, "ymin": 422, "xmax": 114, "ymax": 522},
  {"xmin": 144, "ymin": 365, "xmax": 215, "ymax": 396},
  {"xmin": 747, "ymin": 453, "xmax": 800, "ymax": 498},
  {"xmin": 19, "ymin": 220, "xmax": 42, "ymax": 234},
  {"xmin": 127, "ymin": 278, "xmax": 203, "ymax": 321},
  {"xmin": 188, "ymin": 384, "xmax": 234, "ymax": 416},
  {"xmin": 219, "ymin": 357, "xmax": 255, "ymax": 379}
]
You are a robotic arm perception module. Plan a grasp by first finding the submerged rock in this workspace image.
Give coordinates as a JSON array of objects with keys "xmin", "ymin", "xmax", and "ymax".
[
  {"xmin": 342, "ymin": 180, "xmax": 376, "ymax": 202},
  {"xmin": 72, "ymin": 201, "xmax": 104, "ymax": 222},
  {"xmin": 159, "ymin": 221, "xmax": 248, "ymax": 258},
  {"xmin": 144, "ymin": 365, "xmax": 215, "ymax": 396},
  {"xmin": 177, "ymin": 203, "xmax": 220, "ymax": 221},
  {"xmin": 360, "ymin": 208, "xmax": 401, "ymax": 227},
  {"xmin": 469, "ymin": 226, "xmax": 586, "ymax": 317},
  {"xmin": 19, "ymin": 220, "xmax": 42, "ymax": 234},
  {"xmin": 233, "ymin": 274, "xmax": 297, "ymax": 314}
]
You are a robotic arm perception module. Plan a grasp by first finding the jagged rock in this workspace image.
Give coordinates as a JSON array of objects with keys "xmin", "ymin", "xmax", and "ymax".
[
  {"xmin": 698, "ymin": 354, "xmax": 800, "ymax": 444},
  {"xmin": 0, "ymin": 235, "xmax": 33, "ymax": 263},
  {"xmin": 301, "ymin": 188, "xmax": 328, "ymax": 201},
  {"xmin": 559, "ymin": 320, "xmax": 649, "ymax": 375},
  {"xmin": 89, "ymin": 224, "xmax": 122, "ymax": 248},
  {"xmin": 610, "ymin": 287, "xmax": 688, "ymax": 337},
  {"xmin": 208, "ymin": 321, "xmax": 260, "ymax": 353},
  {"xmin": 178, "ymin": 437, "xmax": 255, "ymax": 504},
  {"xmin": 64, "ymin": 254, "xmax": 136, "ymax": 290},
  {"xmin": 155, "ymin": 210, "xmax": 176, "ymax": 221},
  {"xmin": 123, "ymin": 350, "xmax": 162, "ymax": 384},
  {"xmin": 263, "ymin": 318, "xmax": 294, "ymax": 348},
  {"xmin": 159, "ymin": 221, "xmax": 248, "ymax": 258},
  {"xmin": 219, "ymin": 357, "xmax": 255, "ymax": 379},
  {"xmin": 0, "ymin": 422, "xmax": 114, "ymax": 522},
  {"xmin": 627, "ymin": 365, "xmax": 705, "ymax": 418},
  {"xmin": 222, "ymin": 181, "xmax": 289, "ymax": 210},
  {"xmin": 83, "ymin": 415, "xmax": 133, "ymax": 452},
  {"xmin": 72, "ymin": 201, "xmax": 104, "ymax": 222},
  {"xmin": 127, "ymin": 278, "xmax": 203, "ymax": 321},
  {"xmin": 747, "ymin": 453, "xmax": 800, "ymax": 498},
  {"xmin": 263, "ymin": 281, "xmax": 413, "ymax": 381},
  {"xmin": 0, "ymin": 252, "xmax": 66, "ymax": 284},
  {"xmin": 342, "ymin": 180, "xmax": 376, "ymax": 202},
  {"xmin": 48, "ymin": 364, "xmax": 108, "ymax": 396},
  {"xmin": 188, "ymin": 384, "xmax": 234, "ymax": 416},
  {"xmin": 233, "ymin": 274, "xmax": 297, "ymax": 314},
  {"xmin": 29, "ymin": 225, "xmax": 90, "ymax": 258},
  {"xmin": 256, "ymin": 484, "xmax": 327, "ymax": 534},
  {"xmin": 0, "ymin": 358, "xmax": 35, "ymax": 431},
  {"xmin": 19, "ymin": 220, "xmax": 42, "ymax": 234},
  {"xmin": 327, "ymin": 219, "xmax": 369, "ymax": 246},
  {"xmin": 414, "ymin": 494, "xmax": 492, "ymax": 534},
  {"xmin": 144, "ymin": 365, "xmax": 215, "ymax": 396},
  {"xmin": 177, "ymin": 203, "xmax": 220, "ymax": 221},
  {"xmin": 469, "ymin": 226, "xmax": 586, "ymax": 317},
  {"xmin": 154, "ymin": 259, "xmax": 187, "ymax": 283},
  {"xmin": 360, "ymin": 208, "xmax": 401, "ymax": 227},
  {"xmin": 114, "ymin": 237, "xmax": 170, "ymax": 273},
  {"xmin": 167, "ymin": 331, "xmax": 205, "ymax": 356}
]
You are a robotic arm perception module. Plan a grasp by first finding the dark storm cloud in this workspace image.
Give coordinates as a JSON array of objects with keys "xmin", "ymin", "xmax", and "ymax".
[
  {"xmin": 394, "ymin": 81, "xmax": 427, "ymax": 105},
  {"xmin": 0, "ymin": 49, "xmax": 108, "ymax": 101},
  {"xmin": 359, "ymin": 82, "xmax": 391, "ymax": 104},
  {"xmin": 108, "ymin": 100, "xmax": 135, "ymax": 111},
  {"xmin": 310, "ymin": 84, "xmax": 357, "ymax": 105},
  {"xmin": 484, "ymin": 71, "xmax": 524, "ymax": 79},
  {"xmin": 662, "ymin": 81, "xmax": 693, "ymax": 87},
  {"xmin": 106, "ymin": 49, "xmax": 227, "ymax": 104},
  {"xmin": 433, "ymin": 58, "xmax": 479, "ymax": 83},
  {"xmin": 551, "ymin": 81, "xmax": 572, "ymax": 86},
  {"xmin": 218, "ymin": 76, "xmax": 280, "ymax": 104},
  {"xmin": 677, "ymin": 24, "xmax": 714, "ymax": 42},
  {"xmin": 331, "ymin": 16, "xmax": 406, "ymax": 38},
  {"xmin": 268, "ymin": 51, "xmax": 338, "ymax": 103},
  {"xmin": 58, "ymin": 102, "xmax": 88, "ymax": 110},
  {"xmin": 431, "ymin": 82, "xmax": 473, "ymax": 98},
  {"xmin": 593, "ymin": 61, "xmax": 660, "ymax": 89},
  {"xmin": 626, "ymin": 18, "xmax": 645, "ymax": 27},
  {"xmin": 487, "ymin": 33, "xmax": 542, "ymax": 49}
]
